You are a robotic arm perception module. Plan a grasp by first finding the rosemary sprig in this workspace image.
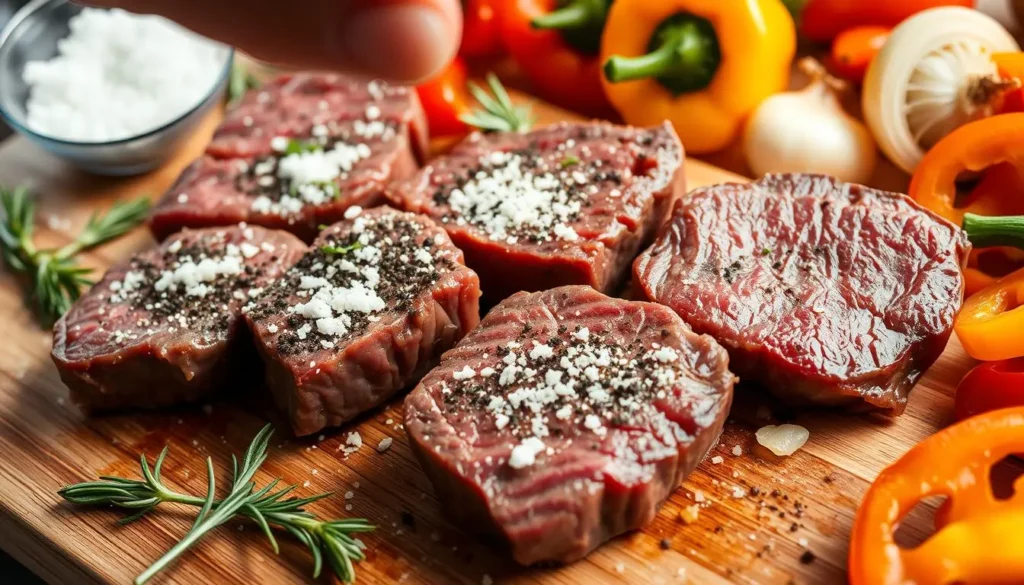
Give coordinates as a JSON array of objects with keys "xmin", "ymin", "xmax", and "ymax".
[
  {"xmin": 228, "ymin": 61, "xmax": 260, "ymax": 104},
  {"xmin": 0, "ymin": 186, "xmax": 150, "ymax": 326},
  {"xmin": 460, "ymin": 73, "xmax": 534, "ymax": 133},
  {"xmin": 58, "ymin": 424, "xmax": 374, "ymax": 584}
]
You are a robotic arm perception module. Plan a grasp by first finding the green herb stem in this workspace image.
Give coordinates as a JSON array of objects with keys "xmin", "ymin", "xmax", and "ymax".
[
  {"xmin": 0, "ymin": 186, "xmax": 150, "ymax": 326},
  {"xmin": 962, "ymin": 213, "xmax": 1024, "ymax": 250},
  {"xmin": 58, "ymin": 424, "xmax": 373, "ymax": 584}
]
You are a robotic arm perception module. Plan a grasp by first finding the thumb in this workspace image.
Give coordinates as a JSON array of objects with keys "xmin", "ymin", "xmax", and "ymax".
[{"xmin": 78, "ymin": 0, "xmax": 463, "ymax": 83}]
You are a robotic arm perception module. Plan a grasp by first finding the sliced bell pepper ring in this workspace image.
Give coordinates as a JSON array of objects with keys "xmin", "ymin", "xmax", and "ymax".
[
  {"xmin": 460, "ymin": 0, "xmax": 504, "ymax": 59},
  {"xmin": 954, "ymin": 259, "xmax": 1024, "ymax": 362},
  {"xmin": 955, "ymin": 358, "xmax": 1024, "ymax": 421},
  {"xmin": 849, "ymin": 407, "xmax": 1024, "ymax": 585},
  {"xmin": 600, "ymin": 0, "xmax": 795, "ymax": 155},
  {"xmin": 909, "ymin": 114, "xmax": 1024, "ymax": 225},
  {"xmin": 501, "ymin": 0, "xmax": 613, "ymax": 117},
  {"xmin": 800, "ymin": 0, "xmax": 973, "ymax": 42},
  {"xmin": 416, "ymin": 59, "xmax": 472, "ymax": 137}
]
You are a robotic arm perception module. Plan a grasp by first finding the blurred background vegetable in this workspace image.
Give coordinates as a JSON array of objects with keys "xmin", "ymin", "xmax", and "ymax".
[
  {"xmin": 800, "ymin": 0, "xmax": 973, "ymax": 42},
  {"xmin": 416, "ymin": 59, "xmax": 473, "ymax": 137},
  {"xmin": 744, "ymin": 58, "xmax": 877, "ymax": 183},
  {"xmin": 460, "ymin": 0, "xmax": 505, "ymax": 59},
  {"xmin": 828, "ymin": 26, "xmax": 890, "ymax": 83},
  {"xmin": 502, "ymin": 0, "xmax": 612, "ymax": 116},
  {"xmin": 863, "ymin": 7, "xmax": 1020, "ymax": 174},
  {"xmin": 600, "ymin": 0, "xmax": 796, "ymax": 154}
]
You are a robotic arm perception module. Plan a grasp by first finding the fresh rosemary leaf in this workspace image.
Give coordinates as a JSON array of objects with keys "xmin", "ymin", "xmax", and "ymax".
[
  {"xmin": 58, "ymin": 424, "xmax": 374, "ymax": 584},
  {"xmin": 460, "ymin": 73, "xmax": 534, "ymax": 133},
  {"xmin": 0, "ymin": 186, "xmax": 149, "ymax": 326},
  {"xmin": 560, "ymin": 155, "xmax": 581, "ymax": 168}
]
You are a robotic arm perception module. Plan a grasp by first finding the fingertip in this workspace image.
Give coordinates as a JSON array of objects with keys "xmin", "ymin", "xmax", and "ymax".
[{"xmin": 335, "ymin": 3, "xmax": 461, "ymax": 83}]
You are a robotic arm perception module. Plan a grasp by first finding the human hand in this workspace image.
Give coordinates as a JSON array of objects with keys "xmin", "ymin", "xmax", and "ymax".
[{"xmin": 80, "ymin": 0, "xmax": 463, "ymax": 83}]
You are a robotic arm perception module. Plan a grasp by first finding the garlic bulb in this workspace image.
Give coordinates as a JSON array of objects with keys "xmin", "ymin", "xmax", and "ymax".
[
  {"xmin": 863, "ymin": 6, "xmax": 1020, "ymax": 174},
  {"xmin": 743, "ymin": 59, "xmax": 877, "ymax": 184}
]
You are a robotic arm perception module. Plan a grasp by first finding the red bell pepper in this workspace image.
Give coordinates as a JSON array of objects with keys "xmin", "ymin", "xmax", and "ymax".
[
  {"xmin": 955, "ymin": 358, "xmax": 1024, "ymax": 421},
  {"xmin": 416, "ymin": 59, "xmax": 472, "ymax": 137},
  {"xmin": 800, "ymin": 0, "xmax": 973, "ymax": 42},
  {"xmin": 501, "ymin": 0, "xmax": 613, "ymax": 117},
  {"xmin": 460, "ymin": 0, "xmax": 504, "ymax": 59}
]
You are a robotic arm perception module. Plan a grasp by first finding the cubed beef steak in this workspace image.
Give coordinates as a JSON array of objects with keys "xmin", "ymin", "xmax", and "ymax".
[
  {"xmin": 150, "ymin": 74, "xmax": 426, "ymax": 242},
  {"xmin": 404, "ymin": 286, "xmax": 734, "ymax": 565},
  {"xmin": 244, "ymin": 207, "xmax": 481, "ymax": 436},
  {"xmin": 52, "ymin": 226, "xmax": 305, "ymax": 412},
  {"xmin": 634, "ymin": 173, "xmax": 970, "ymax": 413},
  {"xmin": 389, "ymin": 122, "xmax": 684, "ymax": 301}
]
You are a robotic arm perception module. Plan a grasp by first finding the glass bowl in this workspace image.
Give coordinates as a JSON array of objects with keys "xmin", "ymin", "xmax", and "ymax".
[{"xmin": 0, "ymin": 0, "xmax": 233, "ymax": 176}]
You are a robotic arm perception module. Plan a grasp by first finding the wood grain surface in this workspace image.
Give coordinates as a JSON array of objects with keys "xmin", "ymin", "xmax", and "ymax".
[{"xmin": 0, "ymin": 93, "xmax": 975, "ymax": 585}]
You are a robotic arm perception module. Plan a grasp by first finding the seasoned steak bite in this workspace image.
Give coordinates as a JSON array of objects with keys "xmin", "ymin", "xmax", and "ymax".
[
  {"xmin": 52, "ymin": 226, "xmax": 306, "ymax": 412},
  {"xmin": 389, "ymin": 121, "xmax": 684, "ymax": 300},
  {"xmin": 404, "ymin": 286, "xmax": 734, "ymax": 565},
  {"xmin": 635, "ymin": 173, "xmax": 970, "ymax": 413},
  {"xmin": 208, "ymin": 73, "xmax": 427, "ymax": 162},
  {"xmin": 150, "ymin": 74, "xmax": 426, "ymax": 242},
  {"xmin": 245, "ymin": 207, "xmax": 481, "ymax": 436}
]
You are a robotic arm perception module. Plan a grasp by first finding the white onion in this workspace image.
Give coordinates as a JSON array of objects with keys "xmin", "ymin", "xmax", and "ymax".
[
  {"xmin": 862, "ymin": 6, "xmax": 1020, "ymax": 174},
  {"xmin": 755, "ymin": 424, "xmax": 809, "ymax": 457},
  {"xmin": 743, "ymin": 59, "xmax": 877, "ymax": 185}
]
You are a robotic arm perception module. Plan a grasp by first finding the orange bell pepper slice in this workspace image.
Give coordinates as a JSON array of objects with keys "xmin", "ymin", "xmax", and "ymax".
[
  {"xmin": 956, "ymin": 256, "xmax": 1024, "ymax": 361},
  {"xmin": 849, "ymin": 407, "xmax": 1024, "ymax": 585},
  {"xmin": 909, "ymin": 113, "xmax": 1024, "ymax": 225}
]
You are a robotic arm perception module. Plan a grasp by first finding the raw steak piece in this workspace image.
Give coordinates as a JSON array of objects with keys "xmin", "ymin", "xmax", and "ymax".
[
  {"xmin": 404, "ymin": 286, "xmax": 734, "ymax": 565},
  {"xmin": 245, "ymin": 207, "xmax": 481, "ymax": 436},
  {"xmin": 389, "ymin": 121, "xmax": 684, "ymax": 300},
  {"xmin": 52, "ymin": 226, "xmax": 306, "ymax": 412},
  {"xmin": 634, "ymin": 173, "xmax": 970, "ymax": 413},
  {"xmin": 150, "ymin": 74, "xmax": 426, "ymax": 242},
  {"xmin": 208, "ymin": 74, "xmax": 427, "ymax": 161}
]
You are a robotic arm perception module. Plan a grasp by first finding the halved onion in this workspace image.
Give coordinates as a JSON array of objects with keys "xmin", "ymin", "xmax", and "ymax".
[{"xmin": 862, "ymin": 6, "xmax": 1020, "ymax": 174}]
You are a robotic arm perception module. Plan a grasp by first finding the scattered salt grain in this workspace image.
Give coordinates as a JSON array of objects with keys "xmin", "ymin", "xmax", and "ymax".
[
  {"xmin": 377, "ymin": 437, "xmax": 393, "ymax": 452},
  {"xmin": 756, "ymin": 424, "xmax": 810, "ymax": 456},
  {"xmin": 711, "ymin": 456, "xmax": 724, "ymax": 465},
  {"xmin": 732, "ymin": 445, "xmax": 743, "ymax": 456}
]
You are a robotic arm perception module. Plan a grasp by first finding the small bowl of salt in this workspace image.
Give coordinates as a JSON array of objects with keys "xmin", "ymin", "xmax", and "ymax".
[{"xmin": 0, "ymin": 0, "xmax": 233, "ymax": 175}]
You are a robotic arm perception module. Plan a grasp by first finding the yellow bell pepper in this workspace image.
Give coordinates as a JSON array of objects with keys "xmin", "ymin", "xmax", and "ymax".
[{"xmin": 600, "ymin": 0, "xmax": 796, "ymax": 154}]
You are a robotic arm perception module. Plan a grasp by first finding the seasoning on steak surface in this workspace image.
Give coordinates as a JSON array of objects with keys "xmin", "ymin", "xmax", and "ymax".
[
  {"xmin": 404, "ymin": 286, "xmax": 734, "ymax": 565},
  {"xmin": 245, "ymin": 206, "xmax": 481, "ymax": 436},
  {"xmin": 635, "ymin": 173, "xmax": 970, "ymax": 413},
  {"xmin": 150, "ymin": 74, "xmax": 426, "ymax": 242},
  {"xmin": 389, "ymin": 121, "xmax": 684, "ymax": 301},
  {"xmin": 52, "ymin": 225, "xmax": 305, "ymax": 412}
]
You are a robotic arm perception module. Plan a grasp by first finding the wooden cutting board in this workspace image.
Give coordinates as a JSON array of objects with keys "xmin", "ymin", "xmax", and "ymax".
[{"xmin": 0, "ymin": 93, "xmax": 975, "ymax": 585}]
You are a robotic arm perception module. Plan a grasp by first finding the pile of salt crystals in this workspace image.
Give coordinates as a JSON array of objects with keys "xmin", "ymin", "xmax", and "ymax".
[{"xmin": 22, "ymin": 8, "xmax": 229, "ymax": 143}]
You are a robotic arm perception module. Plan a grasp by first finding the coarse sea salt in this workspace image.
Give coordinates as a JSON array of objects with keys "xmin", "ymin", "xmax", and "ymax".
[{"xmin": 22, "ymin": 8, "xmax": 229, "ymax": 142}]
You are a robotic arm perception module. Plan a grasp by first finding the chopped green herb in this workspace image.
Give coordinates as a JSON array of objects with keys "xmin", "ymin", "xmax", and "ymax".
[
  {"xmin": 560, "ymin": 156, "xmax": 581, "ymax": 168},
  {"xmin": 460, "ymin": 73, "xmax": 534, "ymax": 133},
  {"xmin": 761, "ymin": 247, "xmax": 772, "ymax": 256},
  {"xmin": 321, "ymin": 242, "xmax": 363, "ymax": 256},
  {"xmin": 284, "ymin": 139, "xmax": 322, "ymax": 156}
]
